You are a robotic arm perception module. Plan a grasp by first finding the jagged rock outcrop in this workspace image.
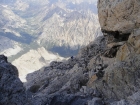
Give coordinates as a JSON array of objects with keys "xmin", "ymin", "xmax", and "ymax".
[
  {"xmin": 3, "ymin": 32, "xmax": 138, "ymax": 105},
  {"xmin": 86, "ymin": 0, "xmax": 140, "ymax": 104},
  {"xmin": 0, "ymin": 55, "xmax": 32, "ymax": 105},
  {"xmin": 98, "ymin": 0, "xmax": 140, "ymax": 34},
  {"xmin": 24, "ymin": 36, "xmax": 106, "ymax": 105},
  {"xmin": 2, "ymin": 31, "xmax": 140, "ymax": 105},
  {"xmin": 26, "ymin": 32, "xmax": 139, "ymax": 104},
  {"xmin": 1, "ymin": 0, "xmax": 140, "ymax": 105},
  {"xmin": 98, "ymin": 0, "xmax": 140, "ymax": 58}
]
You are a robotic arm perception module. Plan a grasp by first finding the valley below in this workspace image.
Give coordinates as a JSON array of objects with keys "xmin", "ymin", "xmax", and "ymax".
[{"xmin": 0, "ymin": 0, "xmax": 101, "ymax": 81}]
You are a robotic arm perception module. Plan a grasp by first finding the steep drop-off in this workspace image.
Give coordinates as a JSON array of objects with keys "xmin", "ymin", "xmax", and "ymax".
[
  {"xmin": 1, "ymin": 0, "xmax": 140, "ymax": 105},
  {"xmin": 0, "ymin": 0, "xmax": 100, "ymax": 58},
  {"xmin": 0, "ymin": 0, "xmax": 101, "ymax": 80}
]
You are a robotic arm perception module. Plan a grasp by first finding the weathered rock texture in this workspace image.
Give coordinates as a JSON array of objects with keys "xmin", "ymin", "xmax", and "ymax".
[
  {"xmin": 24, "ymin": 0, "xmax": 140, "ymax": 104},
  {"xmin": 86, "ymin": 31, "xmax": 140, "ymax": 104},
  {"xmin": 1, "ymin": 33, "xmax": 140, "ymax": 105},
  {"xmin": 24, "ymin": 36, "xmax": 106, "ymax": 105},
  {"xmin": 0, "ymin": 55, "xmax": 32, "ymax": 105},
  {"xmin": 98, "ymin": 0, "xmax": 140, "ymax": 33},
  {"xmin": 95, "ymin": 0, "xmax": 140, "ymax": 104},
  {"xmin": 1, "ymin": 0, "xmax": 140, "ymax": 105},
  {"xmin": 2, "ymin": 32, "xmax": 140, "ymax": 105}
]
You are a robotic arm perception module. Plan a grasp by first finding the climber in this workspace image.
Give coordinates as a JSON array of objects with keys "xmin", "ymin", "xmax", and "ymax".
[{"xmin": 71, "ymin": 56, "xmax": 74, "ymax": 61}]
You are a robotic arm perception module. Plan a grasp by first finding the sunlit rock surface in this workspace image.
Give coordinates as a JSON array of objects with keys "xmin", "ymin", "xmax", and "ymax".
[{"xmin": 12, "ymin": 47, "xmax": 64, "ymax": 82}]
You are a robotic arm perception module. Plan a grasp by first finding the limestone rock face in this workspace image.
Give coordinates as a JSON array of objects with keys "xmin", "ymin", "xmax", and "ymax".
[{"xmin": 98, "ymin": 0, "xmax": 140, "ymax": 33}]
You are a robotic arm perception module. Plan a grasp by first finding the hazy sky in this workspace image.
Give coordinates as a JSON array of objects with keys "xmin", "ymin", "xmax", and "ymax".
[{"xmin": 24, "ymin": 0, "xmax": 97, "ymax": 3}]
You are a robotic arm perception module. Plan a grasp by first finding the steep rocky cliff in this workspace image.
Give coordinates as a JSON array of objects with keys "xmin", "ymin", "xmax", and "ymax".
[
  {"xmin": 98, "ymin": 0, "xmax": 140, "ymax": 33},
  {"xmin": 89, "ymin": 0, "xmax": 140, "ymax": 104},
  {"xmin": 24, "ymin": 36, "xmax": 106, "ymax": 105},
  {"xmin": 26, "ymin": 0, "xmax": 140, "ymax": 104},
  {"xmin": 1, "ymin": 0, "xmax": 140, "ymax": 105}
]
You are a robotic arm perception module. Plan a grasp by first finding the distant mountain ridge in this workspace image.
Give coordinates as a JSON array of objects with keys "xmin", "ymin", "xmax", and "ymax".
[
  {"xmin": 0, "ymin": 0, "xmax": 101, "ymax": 81},
  {"xmin": 0, "ymin": 0, "xmax": 100, "ymax": 57},
  {"xmin": 1, "ymin": 0, "xmax": 140, "ymax": 105}
]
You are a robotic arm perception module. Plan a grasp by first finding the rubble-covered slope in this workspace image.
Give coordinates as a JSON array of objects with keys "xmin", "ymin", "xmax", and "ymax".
[
  {"xmin": 25, "ymin": 26, "xmax": 140, "ymax": 105},
  {"xmin": 0, "ymin": 36, "xmax": 107, "ymax": 105},
  {"xmin": 24, "ymin": 36, "xmax": 107, "ymax": 105}
]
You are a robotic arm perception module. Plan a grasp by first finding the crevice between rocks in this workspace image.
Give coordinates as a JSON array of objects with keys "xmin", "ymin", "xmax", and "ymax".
[
  {"xmin": 101, "ymin": 29, "xmax": 131, "ymax": 58},
  {"xmin": 102, "ymin": 29, "xmax": 131, "ymax": 42}
]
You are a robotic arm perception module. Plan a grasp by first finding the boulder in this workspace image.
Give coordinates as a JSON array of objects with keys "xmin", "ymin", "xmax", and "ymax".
[
  {"xmin": 88, "ymin": 55, "xmax": 140, "ymax": 101},
  {"xmin": 98, "ymin": 0, "xmax": 140, "ymax": 34},
  {"xmin": 116, "ymin": 29, "xmax": 140, "ymax": 61}
]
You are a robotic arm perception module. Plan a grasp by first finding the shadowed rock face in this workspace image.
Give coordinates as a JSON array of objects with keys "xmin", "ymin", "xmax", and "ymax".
[
  {"xmin": 0, "ymin": 55, "xmax": 32, "ymax": 105},
  {"xmin": 0, "ymin": 55, "xmax": 8, "ymax": 63}
]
